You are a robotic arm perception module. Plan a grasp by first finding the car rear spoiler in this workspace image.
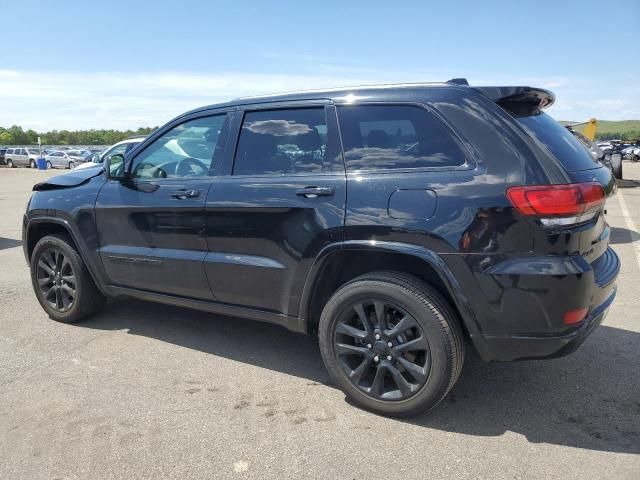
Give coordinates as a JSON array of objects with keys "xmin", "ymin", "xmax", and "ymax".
[{"xmin": 446, "ymin": 79, "xmax": 555, "ymax": 115}]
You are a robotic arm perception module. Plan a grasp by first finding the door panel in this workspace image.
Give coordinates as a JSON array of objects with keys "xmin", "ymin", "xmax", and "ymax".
[
  {"xmin": 204, "ymin": 175, "xmax": 345, "ymax": 314},
  {"xmin": 94, "ymin": 112, "xmax": 230, "ymax": 300},
  {"xmin": 204, "ymin": 105, "xmax": 346, "ymax": 315},
  {"xmin": 96, "ymin": 179, "xmax": 214, "ymax": 300}
]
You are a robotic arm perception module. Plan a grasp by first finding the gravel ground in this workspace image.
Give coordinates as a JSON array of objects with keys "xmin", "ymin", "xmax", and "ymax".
[{"xmin": 0, "ymin": 164, "xmax": 639, "ymax": 479}]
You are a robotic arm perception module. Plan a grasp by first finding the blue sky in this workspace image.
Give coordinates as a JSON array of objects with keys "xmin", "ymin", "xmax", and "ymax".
[{"xmin": 1, "ymin": 0, "xmax": 638, "ymax": 130}]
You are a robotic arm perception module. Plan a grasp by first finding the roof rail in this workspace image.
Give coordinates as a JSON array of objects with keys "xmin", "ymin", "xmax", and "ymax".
[{"xmin": 447, "ymin": 78, "xmax": 469, "ymax": 86}]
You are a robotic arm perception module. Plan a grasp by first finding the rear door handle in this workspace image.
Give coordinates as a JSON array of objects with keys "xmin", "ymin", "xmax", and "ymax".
[
  {"xmin": 295, "ymin": 186, "xmax": 335, "ymax": 198},
  {"xmin": 170, "ymin": 189, "xmax": 200, "ymax": 199}
]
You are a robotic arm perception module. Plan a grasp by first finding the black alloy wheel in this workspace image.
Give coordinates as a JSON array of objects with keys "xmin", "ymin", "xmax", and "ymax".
[
  {"xmin": 334, "ymin": 299, "xmax": 430, "ymax": 401},
  {"xmin": 36, "ymin": 247, "xmax": 76, "ymax": 312},
  {"xmin": 319, "ymin": 271, "xmax": 465, "ymax": 417}
]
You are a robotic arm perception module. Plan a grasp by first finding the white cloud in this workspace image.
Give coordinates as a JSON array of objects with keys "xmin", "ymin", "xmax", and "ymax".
[{"xmin": 0, "ymin": 69, "xmax": 637, "ymax": 130}]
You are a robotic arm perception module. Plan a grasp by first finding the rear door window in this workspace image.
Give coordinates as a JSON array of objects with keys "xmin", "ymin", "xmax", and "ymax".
[
  {"xmin": 233, "ymin": 108, "xmax": 328, "ymax": 176},
  {"xmin": 336, "ymin": 105, "xmax": 467, "ymax": 171},
  {"xmin": 516, "ymin": 112, "xmax": 600, "ymax": 172}
]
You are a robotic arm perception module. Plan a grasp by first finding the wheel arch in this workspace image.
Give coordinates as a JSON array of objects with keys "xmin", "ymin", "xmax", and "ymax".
[
  {"xmin": 25, "ymin": 217, "xmax": 109, "ymax": 296},
  {"xmin": 299, "ymin": 241, "xmax": 481, "ymax": 343}
]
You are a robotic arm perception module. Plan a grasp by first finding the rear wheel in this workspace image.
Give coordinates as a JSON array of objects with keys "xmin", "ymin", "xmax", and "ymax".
[
  {"xmin": 30, "ymin": 234, "xmax": 105, "ymax": 323},
  {"xmin": 29, "ymin": 159, "xmax": 36, "ymax": 168},
  {"xmin": 318, "ymin": 271, "xmax": 464, "ymax": 417}
]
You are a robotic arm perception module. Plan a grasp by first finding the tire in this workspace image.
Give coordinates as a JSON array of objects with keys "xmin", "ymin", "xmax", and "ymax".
[
  {"xmin": 30, "ymin": 234, "xmax": 106, "ymax": 323},
  {"xmin": 318, "ymin": 271, "xmax": 464, "ymax": 417},
  {"xmin": 6, "ymin": 159, "xmax": 14, "ymax": 168},
  {"xmin": 29, "ymin": 159, "xmax": 36, "ymax": 168},
  {"xmin": 68, "ymin": 161, "xmax": 75, "ymax": 169},
  {"xmin": 613, "ymin": 160, "xmax": 623, "ymax": 180},
  {"xmin": 46, "ymin": 160, "xmax": 52, "ymax": 169}
]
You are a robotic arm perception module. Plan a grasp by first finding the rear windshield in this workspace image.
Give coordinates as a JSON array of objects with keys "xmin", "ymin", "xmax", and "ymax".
[{"xmin": 516, "ymin": 112, "xmax": 599, "ymax": 172}]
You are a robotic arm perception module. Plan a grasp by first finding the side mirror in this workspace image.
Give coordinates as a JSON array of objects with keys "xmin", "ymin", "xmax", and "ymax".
[{"xmin": 106, "ymin": 153, "xmax": 126, "ymax": 179}]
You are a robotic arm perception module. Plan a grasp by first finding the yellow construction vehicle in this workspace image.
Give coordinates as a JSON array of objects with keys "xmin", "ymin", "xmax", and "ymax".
[{"xmin": 567, "ymin": 118, "xmax": 598, "ymax": 141}]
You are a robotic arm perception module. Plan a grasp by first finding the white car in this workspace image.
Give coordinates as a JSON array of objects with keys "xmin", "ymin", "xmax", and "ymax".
[
  {"xmin": 73, "ymin": 138, "xmax": 145, "ymax": 171},
  {"xmin": 621, "ymin": 145, "xmax": 640, "ymax": 162}
]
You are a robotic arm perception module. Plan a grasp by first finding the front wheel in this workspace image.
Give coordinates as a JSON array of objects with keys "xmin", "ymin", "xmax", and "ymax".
[
  {"xmin": 29, "ymin": 159, "xmax": 36, "ymax": 168},
  {"xmin": 46, "ymin": 160, "xmax": 52, "ymax": 169},
  {"xmin": 68, "ymin": 161, "xmax": 75, "ymax": 169},
  {"xmin": 30, "ymin": 234, "xmax": 106, "ymax": 323},
  {"xmin": 6, "ymin": 159, "xmax": 14, "ymax": 168},
  {"xmin": 318, "ymin": 271, "xmax": 464, "ymax": 417}
]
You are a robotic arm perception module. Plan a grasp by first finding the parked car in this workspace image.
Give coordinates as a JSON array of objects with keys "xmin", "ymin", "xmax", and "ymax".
[
  {"xmin": 73, "ymin": 138, "xmax": 144, "ymax": 171},
  {"xmin": 44, "ymin": 151, "xmax": 77, "ymax": 169},
  {"xmin": 0, "ymin": 148, "xmax": 6, "ymax": 166},
  {"xmin": 67, "ymin": 149, "xmax": 92, "ymax": 164},
  {"xmin": 621, "ymin": 145, "xmax": 640, "ymax": 162},
  {"xmin": 4, "ymin": 148, "xmax": 40, "ymax": 168},
  {"xmin": 22, "ymin": 79, "xmax": 619, "ymax": 417},
  {"xmin": 570, "ymin": 130, "xmax": 623, "ymax": 179}
]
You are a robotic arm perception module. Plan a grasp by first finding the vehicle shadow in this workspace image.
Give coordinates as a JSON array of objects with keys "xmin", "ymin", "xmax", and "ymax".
[
  {"xmin": 80, "ymin": 298, "xmax": 639, "ymax": 454},
  {"xmin": 617, "ymin": 178, "xmax": 640, "ymax": 189},
  {"xmin": 0, "ymin": 237, "xmax": 22, "ymax": 251},
  {"xmin": 609, "ymin": 226, "xmax": 640, "ymax": 245}
]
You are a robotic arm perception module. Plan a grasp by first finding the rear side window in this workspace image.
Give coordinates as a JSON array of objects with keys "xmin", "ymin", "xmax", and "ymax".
[
  {"xmin": 516, "ymin": 112, "xmax": 599, "ymax": 172},
  {"xmin": 233, "ymin": 108, "xmax": 327, "ymax": 176},
  {"xmin": 337, "ymin": 105, "xmax": 466, "ymax": 171}
]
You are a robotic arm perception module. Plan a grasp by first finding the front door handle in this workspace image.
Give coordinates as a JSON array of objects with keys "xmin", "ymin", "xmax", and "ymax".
[
  {"xmin": 296, "ymin": 186, "xmax": 335, "ymax": 198},
  {"xmin": 170, "ymin": 189, "xmax": 200, "ymax": 200}
]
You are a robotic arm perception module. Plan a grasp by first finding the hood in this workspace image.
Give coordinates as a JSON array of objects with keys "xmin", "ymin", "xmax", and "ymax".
[{"xmin": 33, "ymin": 166, "xmax": 104, "ymax": 191}]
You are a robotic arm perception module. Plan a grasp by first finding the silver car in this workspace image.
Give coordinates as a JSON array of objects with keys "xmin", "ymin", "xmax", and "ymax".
[
  {"xmin": 45, "ymin": 151, "xmax": 77, "ymax": 169},
  {"xmin": 4, "ymin": 148, "xmax": 40, "ymax": 168}
]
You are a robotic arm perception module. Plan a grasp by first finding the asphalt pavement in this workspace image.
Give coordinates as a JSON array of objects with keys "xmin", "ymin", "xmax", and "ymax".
[{"xmin": 0, "ymin": 164, "xmax": 639, "ymax": 479}]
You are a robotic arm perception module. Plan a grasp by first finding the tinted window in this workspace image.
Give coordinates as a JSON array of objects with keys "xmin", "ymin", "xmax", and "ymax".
[
  {"xmin": 337, "ymin": 105, "xmax": 466, "ymax": 171},
  {"xmin": 131, "ymin": 115, "xmax": 227, "ymax": 179},
  {"xmin": 233, "ymin": 108, "xmax": 327, "ymax": 176},
  {"xmin": 516, "ymin": 112, "xmax": 599, "ymax": 172},
  {"xmin": 6, "ymin": 149, "xmax": 13, "ymax": 154}
]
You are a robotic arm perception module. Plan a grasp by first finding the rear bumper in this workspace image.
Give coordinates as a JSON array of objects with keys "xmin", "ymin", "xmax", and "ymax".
[
  {"xmin": 473, "ymin": 286, "xmax": 615, "ymax": 361},
  {"xmin": 455, "ymin": 247, "xmax": 620, "ymax": 362}
]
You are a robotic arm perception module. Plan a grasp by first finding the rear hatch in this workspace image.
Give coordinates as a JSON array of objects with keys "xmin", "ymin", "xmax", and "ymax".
[
  {"xmin": 513, "ymin": 111, "xmax": 615, "ymax": 265},
  {"xmin": 475, "ymin": 85, "xmax": 615, "ymax": 267}
]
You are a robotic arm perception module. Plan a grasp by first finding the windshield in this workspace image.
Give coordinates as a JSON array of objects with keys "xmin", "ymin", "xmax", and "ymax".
[{"xmin": 516, "ymin": 112, "xmax": 600, "ymax": 172}]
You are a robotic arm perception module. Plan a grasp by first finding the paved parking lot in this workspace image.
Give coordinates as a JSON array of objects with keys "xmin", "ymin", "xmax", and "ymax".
[{"xmin": 1, "ymin": 165, "xmax": 639, "ymax": 479}]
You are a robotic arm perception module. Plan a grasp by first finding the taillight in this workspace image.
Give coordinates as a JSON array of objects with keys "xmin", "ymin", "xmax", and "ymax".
[{"xmin": 507, "ymin": 182, "xmax": 605, "ymax": 226}]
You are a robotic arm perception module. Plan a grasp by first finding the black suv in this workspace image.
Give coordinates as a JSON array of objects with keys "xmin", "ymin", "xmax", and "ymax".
[{"xmin": 23, "ymin": 79, "xmax": 619, "ymax": 417}]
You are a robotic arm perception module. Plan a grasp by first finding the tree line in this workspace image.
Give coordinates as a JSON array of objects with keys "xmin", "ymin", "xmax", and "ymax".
[
  {"xmin": 0, "ymin": 125, "xmax": 158, "ymax": 146},
  {"xmin": 596, "ymin": 131, "xmax": 640, "ymax": 142}
]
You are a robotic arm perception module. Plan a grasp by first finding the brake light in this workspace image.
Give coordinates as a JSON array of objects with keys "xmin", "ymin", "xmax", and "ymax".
[{"xmin": 507, "ymin": 182, "xmax": 605, "ymax": 226}]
